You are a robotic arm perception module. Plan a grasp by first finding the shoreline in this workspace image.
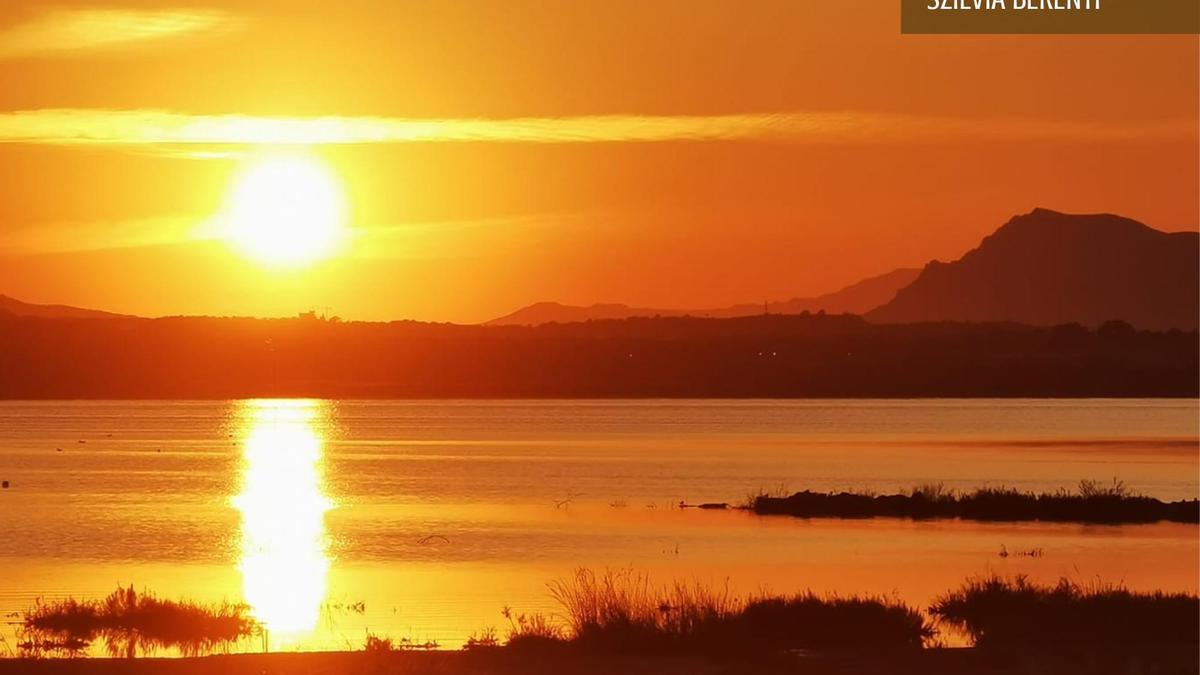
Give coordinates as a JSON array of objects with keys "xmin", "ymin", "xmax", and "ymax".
[{"xmin": 3, "ymin": 645, "xmax": 1198, "ymax": 675}]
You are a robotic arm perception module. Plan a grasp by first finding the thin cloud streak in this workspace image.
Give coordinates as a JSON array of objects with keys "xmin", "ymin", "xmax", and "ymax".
[
  {"xmin": 0, "ymin": 215, "xmax": 208, "ymax": 255},
  {"xmin": 0, "ymin": 109, "xmax": 1194, "ymax": 147},
  {"xmin": 0, "ymin": 211, "xmax": 586, "ymax": 257},
  {"xmin": 0, "ymin": 9, "xmax": 242, "ymax": 59}
]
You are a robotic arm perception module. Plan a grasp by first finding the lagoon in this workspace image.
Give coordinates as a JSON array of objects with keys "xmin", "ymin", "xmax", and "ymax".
[{"xmin": 1, "ymin": 399, "xmax": 1196, "ymax": 652}]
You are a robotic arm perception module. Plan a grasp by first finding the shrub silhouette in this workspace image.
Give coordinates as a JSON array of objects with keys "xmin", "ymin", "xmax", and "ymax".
[{"xmin": 931, "ymin": 575, "xmax": 1199, "ymax": 652}]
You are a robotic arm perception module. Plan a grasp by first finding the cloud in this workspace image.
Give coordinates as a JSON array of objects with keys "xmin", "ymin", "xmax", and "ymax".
[
  {"xmin": 0, "ymin": 108, "xmax": 1194, "ymax": 148},
  {"xmin": 0, "ymin": 209, "xmax": 595, "ymax": 258},
  {"xmin": 0, "ymin": 8, "xmax": 242, "ymax": 59},
  {"xmin": 0, "ymin": 215, "xmax": 210, "ymax": 254}
]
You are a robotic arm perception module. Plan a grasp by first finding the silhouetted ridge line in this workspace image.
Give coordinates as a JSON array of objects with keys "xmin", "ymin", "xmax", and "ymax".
[
  {"xmin": 0, "ymin": 294, "xmax": 132, "ymax": 320},
  {"xmin": 487, "ymin": 268, "xmax": 920, "ymax": 326},
  {"xmin": 868, "ymin": 208, "xmax": 1199, "ymax": 330}
]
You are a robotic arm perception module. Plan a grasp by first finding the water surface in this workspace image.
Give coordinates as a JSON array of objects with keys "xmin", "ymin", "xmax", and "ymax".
[{"xmin": 1, "ymin": 399, "xmax": 1196, "ymax": 652}]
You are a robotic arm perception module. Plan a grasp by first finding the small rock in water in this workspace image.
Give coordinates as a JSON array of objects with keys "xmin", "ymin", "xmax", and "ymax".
[{"xmin": 1, "ymin": 480, "xmax": 8, "ymax": 489}]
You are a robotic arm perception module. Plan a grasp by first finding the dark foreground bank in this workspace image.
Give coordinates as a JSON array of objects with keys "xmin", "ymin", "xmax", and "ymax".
[{"xmin": 4, "ymin": 644, "xmax": 1199, "ymax": 675}]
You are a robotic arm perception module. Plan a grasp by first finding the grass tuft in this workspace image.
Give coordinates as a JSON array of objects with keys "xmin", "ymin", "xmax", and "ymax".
[
  {"xmin": 501, "ymin": 606, "xmax": 566, "ymax": 647},
  {"xmin": 463, "ymin": 627, "xmax": 501, "ymax": 650},
  {"xmin": 363, "ymin": 632, "xmax": 396, "ymax": 653},
  {"xmin": 21, "ymin": 586, "xmax": 258, "ymax": 658},
  {"xmin": 543, "ymin": 567, "xmax": 931, "ymax": 654},
  {"xmin": 931, "ymin": 575, "xmax": 1199, "ymax": 652}
]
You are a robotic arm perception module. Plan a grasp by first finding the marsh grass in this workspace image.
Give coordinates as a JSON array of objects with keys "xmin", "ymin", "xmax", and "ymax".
[
  {"xmin": 363, "ymin": 632, "xmax": 397, "ymax": 653},
  {"xmin": 501, "ymin": 606, "xmax": 566, "ymax": 648},
  {"xmin": 931, "ymin": 575, "xmax": 1200, "ymax": 652},
  {"xmin": 909, "ymin": 482, "xmax": 955, "ymax": 503},
  {"xmin": 752, "ymin": 479, "xmax": 1198, "ymax": 523},
  {"xmin": 1075, "ymin": 478, "xmax": 1133, "ymax": 499},
  {"xmin": 545, "ymin": 568, "xmax": 931, "ymax": 654},
  {"xmin": 741, "ymin": 483, "xmax": 793, "ymax": 509},
  {"xmin": 20, "ymin": 586, "xmax": 258, "ymax": 658},
  {"xmin": 361, "ymin": 630, "xmax": 439, "ymax": 651},
  {"xmin": 463, "ymin": 627, "xmax": 501, "ymax": 650}
]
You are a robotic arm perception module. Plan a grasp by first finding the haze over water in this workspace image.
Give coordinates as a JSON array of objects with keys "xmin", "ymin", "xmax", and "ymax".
[{"xmin": 1, "ymin": 399, "xmax": 1197, "ymax": 651}]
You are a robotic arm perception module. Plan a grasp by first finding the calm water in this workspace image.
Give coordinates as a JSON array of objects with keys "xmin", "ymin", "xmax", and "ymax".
[{"xmin": 1, "ymin": 399, "xmax": 1197, "ymax": 652}]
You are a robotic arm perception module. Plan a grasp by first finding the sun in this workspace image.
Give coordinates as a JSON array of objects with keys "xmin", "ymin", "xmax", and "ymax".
[{"xmin": 223, "ymin": 153, "xmax": 346, "ymax": 266}]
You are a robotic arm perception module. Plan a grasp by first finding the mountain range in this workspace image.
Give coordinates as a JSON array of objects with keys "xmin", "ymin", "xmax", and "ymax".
[
  {"xmin": 488, "ymin": 268, "xmax": 921, "ymax": 325},
  {"xmin": 491, "ymin": 209, "xmax": 1199, "ymax": 331},
  {"xmin": 3, "ymin": 209, "xmax": 1197, "ymax": 330}
]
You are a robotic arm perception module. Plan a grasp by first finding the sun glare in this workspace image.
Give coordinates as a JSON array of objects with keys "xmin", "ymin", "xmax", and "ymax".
[
  {"xmin": 223, "ymin": 153, "xmax": 346, "ymax": 266},
  {"xmin": 232, "ymin": 399, "xmax": 332, "ymax": 643}
]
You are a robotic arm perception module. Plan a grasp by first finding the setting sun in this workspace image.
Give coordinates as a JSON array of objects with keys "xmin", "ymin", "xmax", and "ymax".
[{"xmin": 223, "ymin": 153, "xmax": 346, "ymax": 266}]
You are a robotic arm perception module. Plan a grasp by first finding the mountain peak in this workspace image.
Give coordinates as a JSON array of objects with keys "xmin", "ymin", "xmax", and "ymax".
[
  {"xmin": 998, "ymin": 208, "xmax": 1151, "ymax": 236},
  {"xmin": 868, "ymin": 210, "xmax": 1198, "ymax": 330}
]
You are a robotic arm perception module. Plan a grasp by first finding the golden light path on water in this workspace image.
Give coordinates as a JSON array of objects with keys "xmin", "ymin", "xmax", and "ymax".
[{"xmin": 231, "ymin": 399, "xmax": 333, "ymax": 648}]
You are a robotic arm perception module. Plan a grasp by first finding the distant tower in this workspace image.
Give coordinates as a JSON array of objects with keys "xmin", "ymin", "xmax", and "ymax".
[{"xmin": 763, "ymin": 300, "xmax": 769, "ymax": 316}]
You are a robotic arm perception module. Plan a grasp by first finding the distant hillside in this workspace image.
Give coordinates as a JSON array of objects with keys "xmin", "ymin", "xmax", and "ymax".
[
  {"xmin": 488, "ymin": 301, "xmax": 688, "ymax": 326},
  {"xmin": 868, "ymin": 209, "xmax": 1200, "ymax": 331},
  {"xmin": 709, "ymin": 268, "xmax": 920, "ymax": 318},
  {"xmin": 0, "ymin": 294, "xmax": 130, "ymax": 320},
  {"xmin": 488, "ymin": 268, "xmax": 919, "ymax": 326}
]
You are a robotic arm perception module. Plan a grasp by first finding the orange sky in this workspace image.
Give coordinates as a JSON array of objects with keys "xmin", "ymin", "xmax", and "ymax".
[{"xmin": 0, "ymin": 1, "xmax": 1196, "ymax": 323}]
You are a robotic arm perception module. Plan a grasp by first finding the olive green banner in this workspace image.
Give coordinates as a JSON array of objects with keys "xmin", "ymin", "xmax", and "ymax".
[{"xmin": 902, "ymin": 0, "xmax": 1199, "ymax": 34}]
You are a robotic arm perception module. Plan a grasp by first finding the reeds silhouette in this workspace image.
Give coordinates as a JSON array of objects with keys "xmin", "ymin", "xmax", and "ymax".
[
  {"xmin": 20, "ymin": 586, "xmax": 258, "ymax": 658},
  {"xmin": 501, "ymin": 606, "xmax": 566, "ymax": 648},
  {"xmin": 543, "ymin": 567, "xmax": 931, "ymax": 654},
  {"xmin": 362, "ymin": 632, "xmax": 439, "ymax": 652}
]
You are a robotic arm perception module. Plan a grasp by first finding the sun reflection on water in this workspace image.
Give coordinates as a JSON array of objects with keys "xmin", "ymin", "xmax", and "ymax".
[{"xmin": 231, "ymin": 399, "xmax": 333, "ymax": 646}]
